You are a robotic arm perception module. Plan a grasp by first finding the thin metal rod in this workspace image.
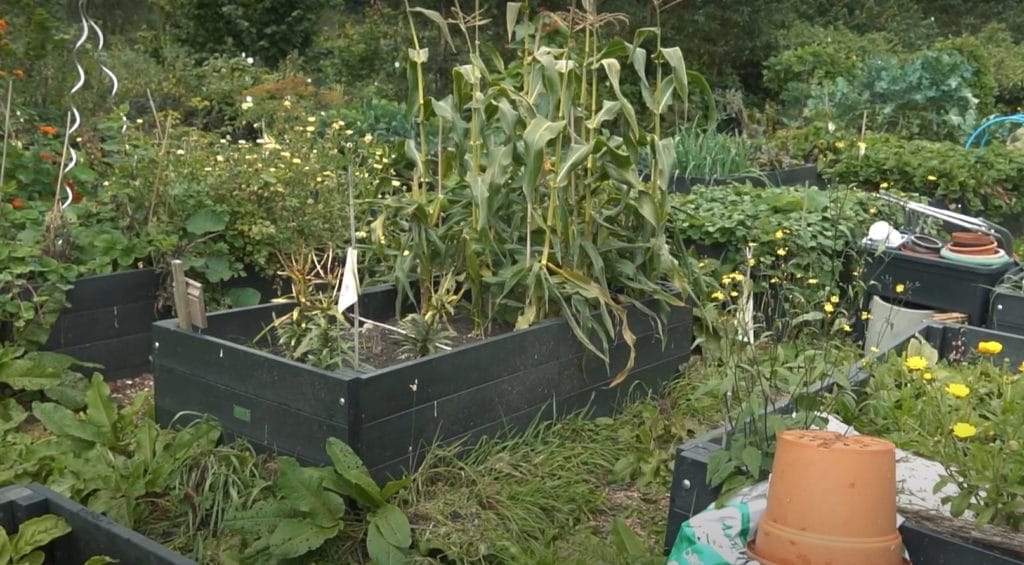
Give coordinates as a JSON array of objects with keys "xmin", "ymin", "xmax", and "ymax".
[{"xmin": 347, "ymin": 166, "xmax": 360, "ymax": 368}]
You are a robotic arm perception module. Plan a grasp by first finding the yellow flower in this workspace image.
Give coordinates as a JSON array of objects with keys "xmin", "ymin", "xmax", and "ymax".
[
  {"xmin": 774, "ymin": 229, "xmax": 784, "ymax": 239},
  {"xmin": 1019, "ymin": 360, "xmax": 1024, "ymax": 373},
  {"xmin": 710, "ymin": 291, "xmax": 725, "ymax": 301},
  {"xmin": 879, "ymin": 182, "xmax": 890, "ymax": 189},
  {"xmin": 834, "ymin": 140, "xmax": 846, "ymax": 149},
  {"xmin": 776, "ymin": 247, "xmax": 788, "ymax": 257},
  {"xmin": 926, "ymin": 175, "xmax": 938, "ymax": 181},
  {"xmin": 951, "ymin": 422, "xmax": 976, "ymax": 439},
  {"xmin": 730, "ymin": 272, "xmax": 744, "ymax": 282},
  {"xmin": 770, "ymin": 277, "xmax": 780, "ymax": 284},
  {"xmin": 903, "ymin": 356, "xmax": 928, "ymax": 371},
  {"xmin": 823, "ymin": 303, "xmax": 835, "ymax": 314},
  {"xmin": 860, "ymin": 311, "xmax": 872, "ymax": 321},
  {"xmin": 857, "ymin": 141, "xmax": 867, "ymax": 150},
  {"xmin": 730, "ymin": 290, "xmax": 739, "ymax": 297},
  {"xmin": 830, "ymin": 295, "xmax": 839, "ymax": 304},
  {"xmin": 870, "ymin": 346, "xmax": 879, "ymax": 353},
  {"xmin": 977, "ymin": 341, "xmax": 1003, "ymax": 356},
  {"xmin": 843, "ymin": 324, "xmax": 852, "ymax": 333},
  {"xmin": 945, "ymin": 383, "xmax": 970, "ymax": 398},
  {"xmin": 895, "ymin": 283, "xmax": 905, "ymax": 294},
  {"xmin": 748, "ymin": 258, "xmax": 757, "ymax": 267},
  {"xmin": 921, "ymin": 372, "xmax": 933, "ymax": 381},
  {"xmin": 807, "ymin": 278, "xmax": 818, "ymax": 285}
]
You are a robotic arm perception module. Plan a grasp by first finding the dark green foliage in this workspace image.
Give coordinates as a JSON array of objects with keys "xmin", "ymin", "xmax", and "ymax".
[{"xmin": 155, "ymin": 0, "xmax": 330, "ymax": 67}]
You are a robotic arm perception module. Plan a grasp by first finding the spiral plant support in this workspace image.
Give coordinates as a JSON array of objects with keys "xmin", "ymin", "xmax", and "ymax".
[{"xmin": 62, "ymin": 0, "xmax": 118, "ymax": 209}]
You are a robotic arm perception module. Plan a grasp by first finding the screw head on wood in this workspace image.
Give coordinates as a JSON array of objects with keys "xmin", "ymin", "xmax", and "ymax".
[
  {"xmin": 681, "ymin": 479, "xmax": 691, "ymax": 490},
  {"xmin": 338, "ymin": 397, "xmax": 346, "ymax": 406}
]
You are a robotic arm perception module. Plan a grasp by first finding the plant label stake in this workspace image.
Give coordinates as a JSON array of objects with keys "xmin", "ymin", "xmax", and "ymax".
[
  {"xmin": 342, "ymin": 165, "xmax": 361, "ymax": 367},
  {"xmin": 171, "ymin": 259, "xmax": 207, "ymax": 331}
]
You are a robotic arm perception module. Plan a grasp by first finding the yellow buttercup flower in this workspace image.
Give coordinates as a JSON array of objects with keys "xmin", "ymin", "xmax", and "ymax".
[
  {"xmin": 710, "ymin": 291, "xmax": 725, "ymax": 301},
  {"xmin": 842, "ymin": 324, "xmax": 852, "ymax": 333},
  {"xmin": 904, "ymin": 356, "xmax": 928, "ymax": 371},
  {"xmin": 823, "ymin": 303, "xmax": 835, "ymax": 314},
  {"xmin": 774, "ymin": 229, "xmax": 784, "ymax": 239},
  {"xmin": 860, "ymin": 311, "xmax": 872, "ymax": 321},
  {"xmin": 730, "ymin": 291, "xmax": 739, "ymax": 297},
  {"xmin": 830, "ymin": 295, "xmax": 840, "ymax": 304},
  {"xmin": 951, "ymin": 422, "xmax": 976, "ymax": 439},
  {"xmin": 977, "ymin": 341, "xmax": 1003, "ymax": 356},
  {"xmin": 927, "ymin": 175, "xmax": 938, "ymax": 181},
  {"xmin": 776, "ymin": 247, "xmax": 788, "ymax": 257},
  {"xmin": 895, "ymin": 283, "xmax": 905, "ymax": 294},
  {"xmin": 945, "ymin": 383, "xmax": 970, "ymax": 398},
  {"xmin": 921, "ymin": 372, "xmax": 933, "ymax": 381}
]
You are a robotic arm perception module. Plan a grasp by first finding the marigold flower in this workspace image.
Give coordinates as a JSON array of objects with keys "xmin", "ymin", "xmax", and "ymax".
[
  {"xmin": 710, "ymin": 291, "xmax": 725, "ymax": 301},
  {"xmin": 12, "ymin": 69, "xmax": 25, "ymax": 79},
  {"xmin": 951, "ymin": 422, "xmax": 976, "ymax": 439},
  {"xmin": 38, "ymin": 125, "xmax": 57, "ymax": 137},
  {"xmin": 0, "ymin": 19, "xmax": 8, "ymax": 34},
  {"xmin": 10, "ymin": 197, "xmax": 24, "ymax": 209},
  {"xmin": 823, "ymin": 303, "xmax": 835, "ymax": 314},
  {"xmin": 945, "ymin": 383, "xmax": 970, "ymax": 398},
  {"xmin": 904, "ymin": 356, "xmax": 928, "ymax": 371},
  {"xmin": 895, "ymin": 283, "xmax": 905, "ymax": 294},
  {"xmin": 776, "ymin": 247, "xmax": 788, "ymax": 257},
  {"xmin": 976, "ymin": 341, "xmax": 1003, "ymax": 356},
  {"xmin": 921, "ymin": 372, "xmax": 933, "ymax": 381}
]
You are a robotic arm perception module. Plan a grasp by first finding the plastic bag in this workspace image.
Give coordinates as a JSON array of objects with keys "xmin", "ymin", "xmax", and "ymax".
[{"xmin": 666, "ymin": 481, "xmax": 770, "ymax": 565}]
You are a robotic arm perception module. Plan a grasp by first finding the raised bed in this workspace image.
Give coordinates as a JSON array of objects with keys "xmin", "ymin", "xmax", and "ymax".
[
  {"xmin": 0, "ymin": 483, "xmax": 194, "ymax": 565},
  {"xmin": 861, "ymin": 248, "xmax": 1015, "ymax": 327},
  {"xmin": 152, "ymin": 284, "xmax": 692, "ymax": 481},
  {"xmin": 669, "ymin": 164, "xmax": 824, "ymax": 194},
  {"xmin": 41, "ymin": 269, "xmax": 163, "ymax": 379},
  {"xmin": 989, "ymin": 268, "xmax": 1024, "ymax": 336},
  {"xmin": 664, "ymin": 323, "xmax": 1024, "ymax": 564}
]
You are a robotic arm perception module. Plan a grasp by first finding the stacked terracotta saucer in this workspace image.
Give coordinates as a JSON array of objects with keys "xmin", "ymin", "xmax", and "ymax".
[{"xmin": 940, "ymin": 231, "xmax": 1011, "ymax": 266}]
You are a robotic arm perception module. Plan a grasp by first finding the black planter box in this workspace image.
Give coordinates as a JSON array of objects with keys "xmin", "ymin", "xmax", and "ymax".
[
  {"xmin": 0, "ymin": 483, "xmax": 194, "ymax": 564},
  {"xmin": 669, "ymin": 164, "xmax": 824, "ymax": 194},
  {"xmin": 42, "ymin": 269, "xmax": 164, "ymax": 379},
  {"xmin": 862, "ymin": 249, "xmax": 1015, "ymax": 326},
  {"xmin": 989, "ymin": 268, "xmax": 1024, "ymax": 336},
  {"xmin": 152, "ymin": 284, "xmax": 692, "ymax": 481},
  {"xmin": 665, "ymin": 323, "xmax": 1024, "ymax": 563}
]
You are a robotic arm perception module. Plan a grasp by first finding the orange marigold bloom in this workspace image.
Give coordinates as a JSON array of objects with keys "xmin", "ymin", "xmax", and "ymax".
[
  {"xmin": 38, "ymin": 125, "xmax": 57, "ymax": 137},
  {"xmin": 40, "ymin": 151, "xmax": 56, "ymax": 162},
  {"xmin": 10, "ymin": 197, "xmax": 24, "ymax": 209},
  {"xmin": 12, "ymin": 69, "xmax": 25, "ymax": 80},
  {"xmin": 0, "ymin": 20, "xmax": 8, "ymax": 34}
]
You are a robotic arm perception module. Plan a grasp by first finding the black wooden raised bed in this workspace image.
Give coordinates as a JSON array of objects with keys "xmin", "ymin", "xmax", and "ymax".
[
  {"xmin": 669, "ymin": 164, "xmax": 824, "ymax": 194},
  {"xmin": 152, "ymin": 284, "xmax": 692, "ymax": 481},
  {"xmin": 31, "ymin": 268, "xmax": 284, "ymax": 380},
  {"xmin": 664, "ymin": 323, "xmax": 1024, "ymax": 564},
  {"xmin": 989, "ymin": 268, "xmax": 1024, "ymax": 336},
  {"xmin": 862, "ymin": 248, "xmax": 1015, "ymax": 327},
  {"xmin": 40, "ymin": 269, "xmax": 163, "ymax": 379},
  {"xmin": 0, "ymin": 483, "xmax": 194, "ymax": 565}
]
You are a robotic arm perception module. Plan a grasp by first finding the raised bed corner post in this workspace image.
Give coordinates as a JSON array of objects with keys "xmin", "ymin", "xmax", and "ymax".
[{"xmin": 170, "ymin": 259, "xmax": 207, "ymax": 332}]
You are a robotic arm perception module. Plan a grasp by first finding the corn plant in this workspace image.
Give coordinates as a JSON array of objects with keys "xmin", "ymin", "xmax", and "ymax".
[{"xmin": 382, "ymin": 0, "xmax": 713, "ymax": 385}]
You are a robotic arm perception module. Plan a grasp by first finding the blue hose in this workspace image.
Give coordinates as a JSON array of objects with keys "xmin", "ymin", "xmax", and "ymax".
[{"xmin": 964, "ymin": 114, "xmax": 1024, "ymax": 148}]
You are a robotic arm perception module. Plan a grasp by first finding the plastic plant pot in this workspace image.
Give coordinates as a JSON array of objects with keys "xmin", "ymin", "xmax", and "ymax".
[
  {"xmin": 940, "ymin": 247, "xmax": 1011, "ymax": 267},
  {"xmin": 746, "ymin": 430, "xmax": 905, "ymax": 565}
]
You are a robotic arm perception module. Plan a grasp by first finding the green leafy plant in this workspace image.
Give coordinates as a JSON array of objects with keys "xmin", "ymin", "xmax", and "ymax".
[
  {"xmin": 673, "ymin": 121, "xmax": 758, "ymax": 179},
  {"xmin": 0, "ymin": 514, "xmax": 72, "ymax": 565},
  {"xmin": 223, "ymin": 437, "xmax": 412, "ymax": 563},
  {"xmin": 396, "ymin": 312, "xmax": 455, "ymax": 359},
  {"xmin": 850, "ymin": 338, "xmax": 1024, "ymax": 530}
]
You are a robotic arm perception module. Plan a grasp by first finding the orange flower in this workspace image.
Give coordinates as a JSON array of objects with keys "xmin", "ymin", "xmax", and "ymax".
[
  {"xmin": 40, "ymin": 151, "xmax": 56, "ymax": 162},
  {"xmin": 0, "ymin": 20, "xmax": 8, "ymax": 34},
  {"xmin": 67, "ymin": 180, "xmax": 82, "ymax": 203},
  {"xmin": 38, "ymin": 125, "xmax": 57, "ymax": 137},
  {"xmin": 12, "ymin": 69, "xmax": 25, "ymax": 80},
  {"xmin": 10, "ymin": 197, "xmax": 24, "ymax": 209}
]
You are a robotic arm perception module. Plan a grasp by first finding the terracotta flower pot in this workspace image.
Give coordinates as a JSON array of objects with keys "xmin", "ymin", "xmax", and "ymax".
[
  {"xmin": 746, "ymin": 430, "xmax": 905, "ymax": 565},
  {"xmin": 900, "ymin": 234, "xmax": 943, "ymax": 257},
  {"xmin": 950, "ymin": 231, "xmax": 995, "ymax": 247},
  {"xmin": 945, "ymin": 241, "xmax": 999, "ymax": 256}
]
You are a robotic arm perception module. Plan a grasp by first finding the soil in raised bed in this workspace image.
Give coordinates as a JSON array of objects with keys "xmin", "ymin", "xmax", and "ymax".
[{"xmin": 257, "ymin": 312, "xmax": 513, "ymax": 372}]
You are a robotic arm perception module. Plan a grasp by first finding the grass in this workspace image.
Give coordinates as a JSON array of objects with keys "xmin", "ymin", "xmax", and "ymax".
[{"xmin": 396, "ymin": 363, "xmax": 722, "ymax": 563}]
